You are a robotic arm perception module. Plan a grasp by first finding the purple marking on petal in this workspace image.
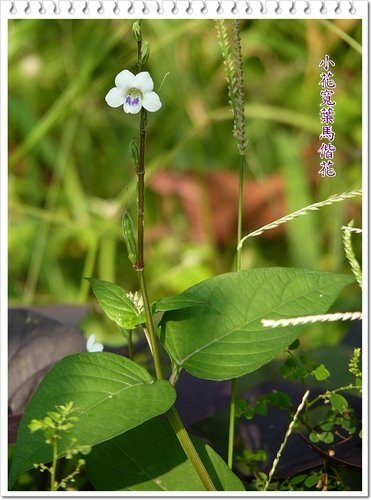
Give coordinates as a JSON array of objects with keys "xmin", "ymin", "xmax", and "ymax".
[{"xmin": 125, "ymin": 95, "xmax": 140, "ymax": 107}]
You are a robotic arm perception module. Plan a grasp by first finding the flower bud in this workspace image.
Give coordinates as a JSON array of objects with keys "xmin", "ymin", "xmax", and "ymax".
[
  {"xmin": 132, "ymin": 20, "xmax": 142, "ymax": 42},
  {"xmin": 122, "ymin": 210, "xmax": 137, "ymax": 265},
  {"xmin": 129, "ymin": 137, "xmax": 139, "ymax": 168},
  {"xmin": 140, "ymin": 41, "xmax": 150, "ymax": 65}
]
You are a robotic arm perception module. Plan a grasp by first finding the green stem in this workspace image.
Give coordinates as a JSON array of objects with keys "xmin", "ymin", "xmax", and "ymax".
[
  {"xmin": 227, "ymin": 378, "xmax": 237, "ymax": 468},
  {"xmin": 135, "ymin": 108, "xmax": 146, "ymax": 270},
  {"xmin": 50, "ymin": 438, "xmax": 58, "ymax": 491},
  {"xmin": 133, "ymin": 80, "xmax": 216, "ymax": 492},
  {"xmin": 307, "ymin": 384, "xmax": 359, "ymax": 409},
  {"xmin": 127, "ymin": 329, "xmax": 134, "ymax": 360},
  {"xmin": 137, "ymin": 269, "xmax": 164, "ymax": 380},
  {"xmin": 136, "ymin": 254, "xmax": 216, "ymax": 491},
  {"xmin": 166, "ymin": 406, "xmax": 217, "ymax": 491},
  {"xmin": 227, "ymin": 154, "xmax": 245, "ymax": 469}
]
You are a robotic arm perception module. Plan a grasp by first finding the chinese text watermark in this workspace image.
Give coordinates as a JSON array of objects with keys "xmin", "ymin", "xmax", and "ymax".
[{"xmin": 318, "ymin": 55, "xmax": 336, "ymax": 177}]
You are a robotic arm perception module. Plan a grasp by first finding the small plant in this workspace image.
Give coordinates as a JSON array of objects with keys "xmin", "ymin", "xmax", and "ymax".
[
  {"xmin": 235, "ymin": 346, "xmax": 362, "ymax": 490},
  {"xmin": 27, "ymin": 402, "xmax": 90, "ymax": 491}
]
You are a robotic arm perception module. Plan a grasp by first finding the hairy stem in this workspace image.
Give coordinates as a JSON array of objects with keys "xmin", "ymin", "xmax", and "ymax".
[
  {"xmin": 135, "ymin": 156, "xmax": 216, "ymax": 491},
  {"xmin": 135, "ymin": 108, "xmax": 146, "ymax": 270},
  {"xmin": 133, "ymin": 66, "xmax": 216, "ymax": 491},
  {"xmin": 134, "ymin": 137, "xmax": 216, "ymax": 489}
]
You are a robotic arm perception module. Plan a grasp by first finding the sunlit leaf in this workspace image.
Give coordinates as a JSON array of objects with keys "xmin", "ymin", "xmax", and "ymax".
[
  {"xmin": 329, "ymin": 393, "xmax": 349, "ymax": 413},
  {"xmin": 313, "ymin": 364, "xmax": 330, "ymax": 381},
  {"xmin": 87, "ymin": 278, "xmax": 146, "ymax": 329},
  {"xmin": 154, "ymin": 294, "xmax": 209, "ymax": 312},
  {"xmin": 9, "ymin": 353, "xmax": 176, "ymax": 488},
  {"xmin": 160, "ymin": 268, "xmax": 353, "ymax": 380}
]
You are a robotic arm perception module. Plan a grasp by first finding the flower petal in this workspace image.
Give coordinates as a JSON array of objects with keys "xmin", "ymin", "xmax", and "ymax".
[
  {"xmin": 115, "ymin": 69, "xmax": 135, "ymax": 91},
  {"xmin": 142, "ymin": 91, "xmax": 162, "ymax": 112},
  {"xmin": 105, "ymin": 87, "xmax": 126, "ymax": 108},
  {"xmin": 133, "ymin": 71, "xmax": 154, "ymax": 94},
  {"xmin": 86, "ymin": 334, "xmax": 96, "ymax": 349},
  {"xmin": 123, "ymin": 95, "xmax": 142, "ymax": 114},
  {"xmin": 90, "ymin": 342, "xmax": 104, "ymax": 352},
  {"xmin": 86, "ymin": 334, "xmax": 103, "ymax": 352}
]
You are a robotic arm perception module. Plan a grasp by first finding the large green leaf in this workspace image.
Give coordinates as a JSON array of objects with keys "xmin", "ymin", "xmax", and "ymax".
[
  {"xmin": 159, "ymin": 268, "xmax": 353, "ymax": 380},
  {"xmin": 87, "ymin": 278, "xmax": 146, "ymax": 328},
  {"xmin": 9, "ymin": 353, "xmax": 176, "ymax": 488},
  {"xmin": 86, "ymin": 417, "xmax": 245, "ymax": 491},
  {"xmin": 154, "ymin": 294, "xmax": 210, "ymax": 312}
]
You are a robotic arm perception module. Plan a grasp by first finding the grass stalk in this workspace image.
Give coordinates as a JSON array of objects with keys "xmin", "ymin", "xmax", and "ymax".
[
  {"xmin": 342, "ymin": 220, "xmax": 362, "ymax": 288},
  {"xmin": 238, "ymin": 188, "xmax": 362, "ymax": 248},
  {"xmin": 264, "ymin": 390, "xmax": 310, "ymax": 490},
  {"xmin": 218, "ymin": 18, "xmax": 247, "ymax": 470},
  {"xmin": 227, "ymin": 154, "xmax": 246, "ymax": 468}
]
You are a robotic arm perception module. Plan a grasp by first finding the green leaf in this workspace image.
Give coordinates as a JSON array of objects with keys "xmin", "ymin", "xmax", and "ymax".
[
  {"xmin": 328, "ymin": 393, "xmax": 349, "ymax": 413},
  {"xmin": 255, "ymin": 400, "xmax": 268, "ymax": 416},
  {"xmin": 87, "ymin": 278, "xmax": 145, "ymax": 329},
  {"xmin": 288, "ymin": 338, "xmax": 300, "ymax": 350},
  {"xmin": 9, "ymin": 353, "xmax": 176, "ymax": 488},
  {"xmin": 242, "ymin": 449, "xmax": 267, "ymax": 463},
  {"xmin": 290, "ymin": 474, "xmax": 307, "ymax": 485},
  {"xmin": 309, "ymin": 432, "xmax": 320, "ymax": 443},
  {"xmin": 313, "ymin": 364, "xmax": 330, "ymax": 381},
  {"xmin": 153, "ymin": 294, "xmax": 209, "ymax": 312},
  {"xmin": 267, "ymin": 390, "xmax": 291, "ymax": 409},
  {"xmin": 85, "ymin": 418, "xmax": 245, "ymax": 491},
  {"xmin": 160, "ymin": 268, "xmax": 353, "ymax": 380},
  {"xmin": 304, "ymin": 473, "xmax": 320, "ymax": 488},
  {"xmin": 320, "ymin": 421, "xmax": 334, "ymax": 431},
  {"xmin": 244, "ymin": 407, "xmax": 255, "ymax": 420},
  {"xmin": 235, "ymin": 399, "xmax": 248, "ymax": 417},
  {"xmin": 321, "ymin": 431, "xmax": 334, "ymax": 444}
]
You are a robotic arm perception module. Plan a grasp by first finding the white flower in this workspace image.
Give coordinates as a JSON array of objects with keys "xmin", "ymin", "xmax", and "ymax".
[
  {"xmin": 86, "ymin": 334, "xmax": 104, "ymax": 353},
  {"xmin": 105, "ymin": 70, "xmax": 162, "ymax": 114},
  {"xmin": 126, "ymin": 291, "xmax": 144, "ymax": 315}
]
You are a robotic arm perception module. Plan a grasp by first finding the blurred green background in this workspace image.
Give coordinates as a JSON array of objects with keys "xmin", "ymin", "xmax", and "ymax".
[{"xmin": 8, "ymin": 18, "xmax": 362, "ymax": 346}]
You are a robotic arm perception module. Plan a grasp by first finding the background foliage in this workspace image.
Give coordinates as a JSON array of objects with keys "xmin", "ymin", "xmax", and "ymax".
[{"xmin": 9, "ymin": 18, "xmax": 362, "ymax": 305}]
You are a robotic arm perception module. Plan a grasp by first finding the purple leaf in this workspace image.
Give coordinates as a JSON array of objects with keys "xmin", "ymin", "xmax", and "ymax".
[{"xmin": 8, "ymin": 308, "xmax": 87, "ymax": 442}]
